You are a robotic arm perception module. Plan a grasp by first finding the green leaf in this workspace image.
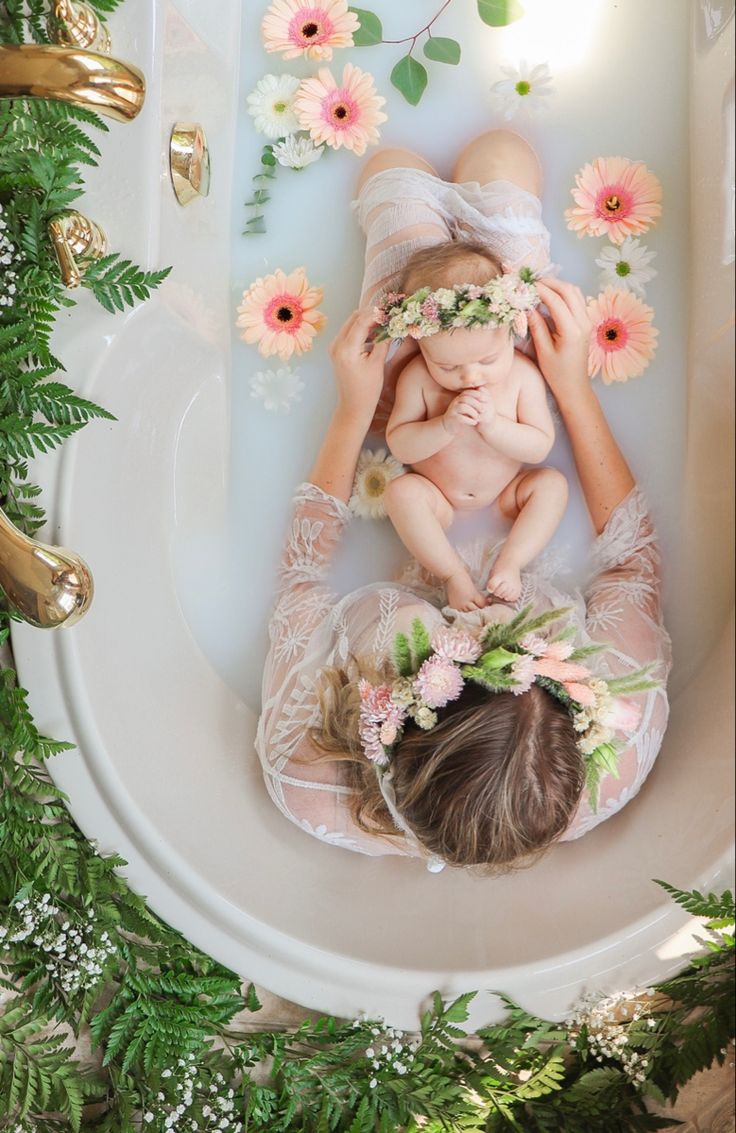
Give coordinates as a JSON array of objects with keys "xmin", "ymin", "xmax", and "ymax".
[
  {"xmin": 423, "ymin": 36, "xmax": 461, "ymax": 64},
  {"xmin": 410, "ymin": 617, "xmax": 431, "ymax": 667},
  {"xmin": 477, "ymin": 0, "xmax": 525, "ymax": 26},
  {"xmin": 393, "ymin": 631, "xmax": 413, "ymax": 677},
  {"xmin": 391, "ymin": 54, "xmax": 428, "ymax": 106},
  {"xmin": 350, "ymin": 7, "xmax": 383, "ymax": 45}
]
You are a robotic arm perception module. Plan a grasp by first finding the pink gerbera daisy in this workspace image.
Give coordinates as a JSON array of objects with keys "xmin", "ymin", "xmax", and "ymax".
[
  {"xmin": 587, "ymin": 288, "xmax": 659, "ymax": 384},
  {"xmin": 564, "ymin": 157, "xmax": 662, "ymax": 245},
  {"xmin": 295, "ymin": 63, "xmax": 387, "ymax": 156},
  {"xmin": 261, "ymin": 0, "xmax": 360, "ymax": 61},
  {"xmin": 236, "ymin": 267, "xmax": 326, "ymax": 361}
]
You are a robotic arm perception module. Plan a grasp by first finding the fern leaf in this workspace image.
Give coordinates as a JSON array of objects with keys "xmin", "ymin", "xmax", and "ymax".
[
  {"xmin": 653, "ymin": 881, "xmax": 735, "ymax": 923},
  {"xmin": 393, "ymin": 632, "xmax": 413, "ymax": 677}
]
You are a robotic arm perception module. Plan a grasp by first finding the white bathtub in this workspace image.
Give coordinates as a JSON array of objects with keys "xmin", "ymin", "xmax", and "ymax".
[{"xmin": 11, "ymin": 0, "xmax": 735, "ymax": 1030}]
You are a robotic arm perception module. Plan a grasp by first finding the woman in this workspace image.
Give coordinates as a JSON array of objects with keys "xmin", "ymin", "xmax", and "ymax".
[{"xmin": 255, "ymin": 131, "xmax": 671, "ymax": 872}]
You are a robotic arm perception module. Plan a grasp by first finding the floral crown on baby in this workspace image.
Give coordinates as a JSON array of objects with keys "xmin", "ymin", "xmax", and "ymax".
[
  {"xmin": 358, "ymin": 605, "xmax": 658, "ymax": 813},
  {"xmin": 372, "ymin": 265, "xmax": 540, "ymax": 343}
]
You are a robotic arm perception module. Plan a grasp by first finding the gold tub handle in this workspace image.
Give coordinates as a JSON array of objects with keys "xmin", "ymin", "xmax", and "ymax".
[
  {"xmin": 0, "ymin": 508, "xmax": 93, "ymax": 629},
  {"xmin": 48, "ymin": 211, "xmax": 108, "ymax": 289}
]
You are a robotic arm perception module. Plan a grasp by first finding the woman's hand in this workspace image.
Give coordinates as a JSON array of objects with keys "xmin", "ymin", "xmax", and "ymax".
[
  {"xmin": 328, "ymin": 307, "xmax": 391, "ymax": 425},
  {"xmin": 527, "ymin": 278, "xmax": 593, "ymax": 408}
]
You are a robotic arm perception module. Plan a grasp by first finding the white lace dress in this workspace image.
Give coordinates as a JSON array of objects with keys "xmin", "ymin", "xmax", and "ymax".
[{"xmin": 255, "ymin": 482, "xmax": 672, "ymax": 859}]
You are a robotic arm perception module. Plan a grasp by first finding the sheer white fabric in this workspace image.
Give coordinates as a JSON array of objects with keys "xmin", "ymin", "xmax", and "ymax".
[
  {"xmin": 352, "ymin": 168, "xmax": 555, "ymax": 307},
  {"xmin": 255, "ymin": 483, "xmax": 672, "ymax": 860}
]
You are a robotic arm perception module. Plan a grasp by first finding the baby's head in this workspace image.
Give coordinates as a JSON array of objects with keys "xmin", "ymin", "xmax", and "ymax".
[{"xmin": 398, "ymin": 240, "xmax": 517, "ymax": 390}]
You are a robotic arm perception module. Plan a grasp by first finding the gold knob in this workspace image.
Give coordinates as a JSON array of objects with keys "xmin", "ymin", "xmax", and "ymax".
[
  {"xmin": 0, "ymin": 508, "xmax": 93, "ymax": 629},
  {"xmin": 170, "ymin": 123, "xmax": 211, "ymax": 206},
  {"xmin": 48, "ymin": 211, "xmax": 107, "ymax": 289},
  {"xmin": 50, "ymin": 0, "xmax": 111, "ymax": 54}
]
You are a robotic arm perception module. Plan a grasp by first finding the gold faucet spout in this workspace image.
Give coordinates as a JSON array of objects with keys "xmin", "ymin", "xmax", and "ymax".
[{"xmin": 0, "ymin": 44, "xmax": 145, "ymax": 122}]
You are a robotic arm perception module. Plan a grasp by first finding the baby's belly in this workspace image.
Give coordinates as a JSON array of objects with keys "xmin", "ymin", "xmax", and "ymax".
[{"xmin": 413, "ymin": 447, "xmax": 522, "ymax": 510}]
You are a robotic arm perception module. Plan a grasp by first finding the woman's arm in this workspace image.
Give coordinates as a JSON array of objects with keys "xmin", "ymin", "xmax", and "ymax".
[
  {"xmin": 527, "ymin": 279, "xmax": 635, "ymax": 534},
  {"xmin": 308, "ymin": 309, "xmax": 391, "ymax": 503}
]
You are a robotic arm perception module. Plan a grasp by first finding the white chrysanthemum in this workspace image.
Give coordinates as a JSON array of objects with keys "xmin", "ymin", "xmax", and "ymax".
[
  {"xmin": 272, "ymin": 134, "xmax": 325, "ymax": 169},
  {"xmin": 349, "ymin": 448, "xmax": 405, "ymax": 519},
  {"xmin": 249, "ymin": 366, "xmax": 304, "ymax": 412},
  {"xmin": 489, "ymin": 60, "xmax": 554, "ymax": 121},
  {"xmin": 595, "ymin": 237, "xmax": 658, "ymax": 297},
  {"xmin": 246, "ymin": 73, "xmax": 301, "ymax": 139}
]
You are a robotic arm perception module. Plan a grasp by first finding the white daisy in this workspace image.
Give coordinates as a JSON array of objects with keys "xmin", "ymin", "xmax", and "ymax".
[
  {"xmin": 249, "ymin": 366, "xmax": 304, "ymax": 412},
  {"xmin": 246, "ymin": 73, "xmax": 301, "ymax": 139},
  {"xmin": 489, "ymin": 60, "xmax": 554, "ymax": 121},
  {"xmin": 349, "ymin": 448, "xmax": 405, "ymax": 519},
  {"xmin": 595, "ymin": 237, "xmax": 658, "ymax": 297},
  {"xmin": 272, "ymin": 134, "xmax": 325, "ymax": 170}
]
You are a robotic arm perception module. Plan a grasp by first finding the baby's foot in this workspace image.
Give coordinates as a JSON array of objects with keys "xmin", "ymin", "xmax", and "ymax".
[
  {"xmin": 486, "ymin": 561, "xmax": 522, "ymax": 603},
  {"xmin": 445, "ymin": 569, "xmax": 487, "ymax": 612}
]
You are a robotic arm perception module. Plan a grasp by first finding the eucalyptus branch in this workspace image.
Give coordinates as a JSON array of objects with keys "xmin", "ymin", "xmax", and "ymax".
[{"xmin": 377, "ymin": 0, "xmax": 454, "ymax": 48}]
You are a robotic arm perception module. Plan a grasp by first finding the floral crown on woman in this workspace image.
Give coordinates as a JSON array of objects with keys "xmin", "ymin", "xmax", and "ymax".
[
  {"xmin": 372, "ymin": 266, "xmax": 540, "ymax": 342},
  {"xmin": 358, "ymin": 606, "xmax": 658, "ymax": 813}
]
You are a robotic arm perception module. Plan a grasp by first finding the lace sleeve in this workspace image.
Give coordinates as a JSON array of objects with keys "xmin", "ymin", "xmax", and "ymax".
[
  {"xmin": 559, "ymin": 487, "xmax": 673, "ymax": 840},
  {"xmin": 255, "ymin": 483, "xmax": 414, "ymax": 859}
]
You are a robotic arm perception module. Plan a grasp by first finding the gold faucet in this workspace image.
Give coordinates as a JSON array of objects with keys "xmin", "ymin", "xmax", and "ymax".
[
  {"xmin": 0, "ymin": 508, "xmax": 93, "ymax": 628},
  {"xmin": 0, "ymin": 43, "xmax": 145, "ymax": 122}
]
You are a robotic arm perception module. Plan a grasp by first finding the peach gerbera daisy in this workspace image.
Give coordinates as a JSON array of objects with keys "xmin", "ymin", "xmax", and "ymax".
[
  {"xmin": 294, "ymin": 63, "xmax": 387, "ymax": 156},
  {"xmin": 236, "ymin": 267, "xmax": 325, "ymax": 361},
  {"xmin": 565, "ymin": 157, "xmax": 662, "ymax": 245},
  {"xmin": 261, "ymin": 0, "xmax": 360, "ymax": 61},
  {"xmin": 587, "ymin": 288, "xmax": 659, "ymax": 384}
]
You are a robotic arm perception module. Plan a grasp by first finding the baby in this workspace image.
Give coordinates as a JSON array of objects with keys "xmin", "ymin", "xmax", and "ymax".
[{"xmin": 380, "ymin": 241, "xmax": 568, "ymax": 612}]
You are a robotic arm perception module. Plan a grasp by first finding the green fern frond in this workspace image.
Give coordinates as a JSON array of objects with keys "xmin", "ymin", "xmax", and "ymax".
[
  {"xmin": 81, "ymin": 254, "xmax": 172, "ymax": 313},
  {"xmin": 653, "ymin": 880, "xmax": 735, "ymax": 923},
  {"xmin": 393, "ymin": 632, "xmax": 413, "ymax": 677}
]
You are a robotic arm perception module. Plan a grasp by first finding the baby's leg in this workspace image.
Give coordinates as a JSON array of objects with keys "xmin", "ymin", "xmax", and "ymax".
[
  {"xmin": 487, "ymin": 468, "xmax": 568, "ymax": 601},
  {"xmin": 384, "ymin": 474, "xmax": 487, "ymax": 611}
]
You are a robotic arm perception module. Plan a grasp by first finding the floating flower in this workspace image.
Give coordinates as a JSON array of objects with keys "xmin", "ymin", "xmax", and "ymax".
[
  {"xmin": 565, "ymin": 157, "xmax": 662, "ymax": 245},
  {"xmin": 349, "ymin": 448, "xmax": 405, "ymax": 519},
  {"xmin": 246, "ymin": 73, "xmax": 301, "ymax": 139},
  {"xmin": 595, "ymin": 236, "xmax": 658, "ymax": 297},
  {"xmin": 272, "ymin": 134, "xmax": 325, "ymax": 169},
  {"xmin": 587, "ymin": 288, "xmax": 658, "ymax": 384},
  {"xmin": 489, "ymin": 60, "xmax": 555, "ymax": 121},
  {"xmin": 236, "ymin": 267, "xmax": 326, "ymax": 361},
  {"xmin": 295, "ymin": 63, "xmax": 387, "ymax": 156},
  {"xmin": 430, "ymin": 626, "xmax": 482, "ymax": 664},
  {"xmin": 261, "ymin": 0, "xmax": 360, "ymax": 61},
  {"xmin": 413, "ymin": 655, "xmax": 464, "ymax": 709},
  {"xmin": 249, "ymin": 366, "xmax": 305, "ymax": 412}
]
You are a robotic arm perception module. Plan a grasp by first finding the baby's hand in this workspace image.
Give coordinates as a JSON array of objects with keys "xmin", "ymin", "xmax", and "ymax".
[
  {"xmin": 471, "ymin": 385, "xmax": 496, "ymax": 431},
  {"xmin": 442, "ymin": 391, "xmax": 483, "ymax": 435},
  {"xmin": 442, "ymin": 389, "xmax": 495, "ymax": 435}
]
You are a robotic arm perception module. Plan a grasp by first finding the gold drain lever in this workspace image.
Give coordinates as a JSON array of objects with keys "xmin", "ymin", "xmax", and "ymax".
[{"xmin": 170, "ymin": 123, "xmax": 211, "ymax": 206}]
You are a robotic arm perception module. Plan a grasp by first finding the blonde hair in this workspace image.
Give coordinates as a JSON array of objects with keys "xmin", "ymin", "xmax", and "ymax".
[
  {"xmin": 399, "ymin": 239, "xmax": 503, "ymax": 296},
  {"xmin": 308, "ymin": 661, "xmax": 586, "ymax": 874}
]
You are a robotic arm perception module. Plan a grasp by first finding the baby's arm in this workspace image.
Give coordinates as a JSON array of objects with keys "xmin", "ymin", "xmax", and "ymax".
[
  {"xmin": 477, "ymin": 354, "xmax": 555, "ymax": 464},
  {"xmin": 386, "ymin": 357, "xmax": 455, "ymax": 465}
]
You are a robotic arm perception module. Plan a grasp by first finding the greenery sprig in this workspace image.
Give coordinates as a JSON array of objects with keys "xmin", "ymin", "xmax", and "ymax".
[
  {"xmin": 243, "ymin": 144, "xmax": 278, "ymax": 236},
  {"xmin": 349, "ymin": 0, "xmax": 525, "ymax": 105},
  {"xmin": 0, "ymin": 6, "xmax": 733, "ymax": 1130}
]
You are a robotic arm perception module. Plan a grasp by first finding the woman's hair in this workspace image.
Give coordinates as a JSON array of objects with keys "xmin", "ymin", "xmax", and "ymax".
[
  {"xmin": 398, "ymin": 238, "xmax": 503, "ymax": 295},
  {"xmin": 309, "ymin": 661, "xmax": 586, "ymax": 875}
]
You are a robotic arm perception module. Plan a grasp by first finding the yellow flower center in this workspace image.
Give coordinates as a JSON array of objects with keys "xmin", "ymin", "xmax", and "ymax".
[
  {"xmin": 604, "ymin": 195, "xmax": 622, "ymax": 212},
  {"xmin": 365, "ymin": 471, "xmax": 386, "ymax": 497}
]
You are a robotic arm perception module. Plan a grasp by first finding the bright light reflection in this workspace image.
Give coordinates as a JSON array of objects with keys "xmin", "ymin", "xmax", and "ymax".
[
  {"xmin": 500, "ymin": 0, "xmax": 605, "ymax": 71},
  {"xmin": 656, "ymin": 916, "xmax": 735, "ymax": 962}
]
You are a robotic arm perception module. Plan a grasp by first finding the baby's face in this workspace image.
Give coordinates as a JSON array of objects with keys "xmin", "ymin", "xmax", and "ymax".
[{"xmin": 420, "ymin": 325, "xmax": 514, "ymax": 391}]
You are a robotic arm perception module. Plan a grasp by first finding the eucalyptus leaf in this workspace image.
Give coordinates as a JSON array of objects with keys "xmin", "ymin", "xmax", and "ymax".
[
  {"xmin": 477, "ymin": 0, "xmax": 525, "ymax": 26},
  {"xmin": 391, "ymin": 54, "xmax": 428, "ymax": 106},
  {"xmin": 349, "ymin": 6, "xmax": 383, "ymax": 45},
  {"xmin": 423, "ymin": 36, "xmax": 461, "ymax": 64}
]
